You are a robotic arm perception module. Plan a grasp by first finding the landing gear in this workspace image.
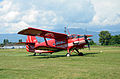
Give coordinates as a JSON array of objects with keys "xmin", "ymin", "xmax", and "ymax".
[
  {"xmin": 74, "ymin": 48, "xmax": 83, "ymax": 56},
  {"xmin": 66, "ymin": 48, "xmax": 84, "ymax": 57},
  {"xmin": 66, "ymin": 53, "xmax": 70, "ymax": 57},
  {"xmin": 33, "ymin": 53, "xmax": 36, "ymax": 56}
]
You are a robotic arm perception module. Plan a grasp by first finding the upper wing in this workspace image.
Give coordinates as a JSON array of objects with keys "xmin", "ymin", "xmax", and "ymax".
[
  {"xmin": 18, "ymin": 27, "xmax": 68, "ymax": 39},
  {"xmin": 78, "ymin": 35, "xmax": 93, "ymax": 37},
  {"xmin": 85, "ymin": 35, "xmax": 93, "ymax": 37}
]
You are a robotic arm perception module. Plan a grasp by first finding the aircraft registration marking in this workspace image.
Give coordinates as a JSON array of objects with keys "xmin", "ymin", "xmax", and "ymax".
[{"xmin": 56, "ymin": 41, "xmax": 66, "ymax": 45}]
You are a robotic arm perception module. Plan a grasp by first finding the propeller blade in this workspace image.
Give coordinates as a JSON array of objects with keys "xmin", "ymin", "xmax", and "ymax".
[
  {"xmin": 84, "ymin": 35, "xmax": 90, "ymax": 50},
  {"xmin": 87, "ymin": 42, "xmax": 90, "ymax": 50}
]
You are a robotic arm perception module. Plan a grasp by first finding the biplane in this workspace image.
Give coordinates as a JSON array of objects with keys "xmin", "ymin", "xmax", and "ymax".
[{"xmin": 18, "ymin": 27, "xmax": 92, "ymax": 56}]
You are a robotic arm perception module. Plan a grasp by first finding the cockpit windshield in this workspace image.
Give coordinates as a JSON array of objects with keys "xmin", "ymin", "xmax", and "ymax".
[
  {"xmin": 68, "ymin": 34, "xmax": 84, "ymax": 39},
  {"xmin": 76, "ymin": 36, "xmax": 84, "ymax": 38}
]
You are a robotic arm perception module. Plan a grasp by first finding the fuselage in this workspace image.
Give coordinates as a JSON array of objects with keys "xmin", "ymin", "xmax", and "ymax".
[{"xmin": 35, "ymin": 34, "xmax": 88, "ymax": 51}]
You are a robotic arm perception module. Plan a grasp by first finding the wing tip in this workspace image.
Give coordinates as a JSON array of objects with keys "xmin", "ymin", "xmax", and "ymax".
[{"xmin": 17, "ymin": 27, "xmax": 31, "ymax": 34}]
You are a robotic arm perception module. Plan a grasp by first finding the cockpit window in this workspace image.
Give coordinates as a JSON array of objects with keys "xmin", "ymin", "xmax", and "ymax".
[
  {"xmin": 76, "ymin": 36, "xmax": 84, "ymax": 38},
  {"xmin": 68, "ymin": 34, "xmax": 76, "ymax": 38},
  {"xmin": 68, "ymin": 34, "xmax": 84, "ymax": 39},
  {"xmin": 68, "ymin": 34, "xmax": 80, "ymax": 38}
]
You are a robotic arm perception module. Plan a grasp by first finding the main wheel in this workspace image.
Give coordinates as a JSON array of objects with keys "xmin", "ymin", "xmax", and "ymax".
[
  {"xmin": 78, "ymin": 52, "xmax": 83, "ymax": 56},
  {"xmin": 66, "ymin": 53, "xmax": 70, "ymax": 57}
]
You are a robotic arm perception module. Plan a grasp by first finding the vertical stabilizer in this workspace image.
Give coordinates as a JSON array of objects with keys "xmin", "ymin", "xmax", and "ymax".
[{"xmin": 26, "ymin": 36, "xmax": 38, "ymax": 52}]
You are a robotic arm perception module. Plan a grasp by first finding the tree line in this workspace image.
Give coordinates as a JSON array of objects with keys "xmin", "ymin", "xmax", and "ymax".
[
  {"xmin": 99, "ymin": 31, "xmax": 120, "ymax": 45},
  {"xmin": 0, "ymin": 39, "xmax": 22, "ymax": 47}
]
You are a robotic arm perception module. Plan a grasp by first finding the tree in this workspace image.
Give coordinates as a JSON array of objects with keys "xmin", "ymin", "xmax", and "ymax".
[
  {"xmin": 3, "ymin": 39, "xmax": 9, "ymax": 45},
  {"xmin": 0, "ymin": 43, "xmax": 4, "ymax": 47},
  {"xmin": 89, "ymin": 39, "xmax": 96, "ymax": 45},
  {"xmin": 110, "ymin": 35, "xmax": 120, "ymax": 45},
  {"xmin": 19, "ymin": 39, "xmax": 22, "ymax": 42},
  {"xmin": 99, "ymin": 31, "xmax": 111, "ymax": 45}
]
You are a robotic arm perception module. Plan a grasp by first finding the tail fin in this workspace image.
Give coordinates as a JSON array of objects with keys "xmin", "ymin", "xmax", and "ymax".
[{"xmin": 26, "ymin": 36, "xmax": 38, "ymax": 52}]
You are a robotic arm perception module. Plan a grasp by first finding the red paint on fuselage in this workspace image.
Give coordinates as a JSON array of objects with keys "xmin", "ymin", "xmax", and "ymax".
[{"xmin": 33, "ymin": 35, "xmax": 89, "ymax": 53}]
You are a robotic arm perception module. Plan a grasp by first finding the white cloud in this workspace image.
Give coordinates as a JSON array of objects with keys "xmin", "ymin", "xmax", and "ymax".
[
  {"xmin": 0, "ymin": 0, "xmax": 120, "ymax": 34},
  {"xmin": 0, "ymin": 11, "xmax": 20, "ymax": 22},
  {"xmin": 0, "ymin": 0, "xmax": 12, "ymax": 12},
  {"xmin": 6, "ymin": 21, "xmax": 29, "ymax": 33},
  {"xmin": 21, "ymin": 9, "xmax": 39, "ymax": 23},
  {"xmin": 0, "ymin": 0, "xmax": 95, "ymax": 33},
  {"xmin": 91, "ymin": 0, "xmax": 120, "ymax": 25},
  {"xmin": 0, "ymin": 21, "xmax": 29, "ymax": 33},
  {"xmin": 40, "ymin": 26, "xmax": 54, "ymax": 29}
]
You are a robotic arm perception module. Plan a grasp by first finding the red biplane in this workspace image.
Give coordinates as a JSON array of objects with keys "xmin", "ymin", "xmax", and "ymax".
[{"xmin": 18, "ymin": 27, "xmax": 92, "ymax": 56}]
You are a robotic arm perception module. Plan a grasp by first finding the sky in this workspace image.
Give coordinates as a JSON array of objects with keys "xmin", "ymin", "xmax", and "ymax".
[{"xmin": 0, "ymin": 0, "xmax": 120, "ymax": 34}]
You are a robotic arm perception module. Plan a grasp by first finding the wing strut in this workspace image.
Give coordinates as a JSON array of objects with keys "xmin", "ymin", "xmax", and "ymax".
[{"xmin": 44, "ymin": 37, "xmax": 48, "ymax": 46}]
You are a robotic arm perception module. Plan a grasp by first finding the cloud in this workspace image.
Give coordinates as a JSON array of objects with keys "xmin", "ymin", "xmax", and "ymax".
[
  {"xmin": 5, "ymin": 21, "xmax": 29, "ymax": 33},
  {"xmin": 0, "ymin": 0, "xmax": 120, "ymax": 34},
  {"xmin": 59, "ymin": 0, "xmax": 95, "ymax": 23},
  {"xmin": 0, "ymin": 11, "xmax": 20, "ymax": 22},
  {"xmin": 0, "ymin": 21, "xmax": 29, "ymax": 33},
  {"xmin": 91, "ymin": 0, "xmax": 120, "ymax": 25},
  {"xmin": 35, "ymin": 0, "xmax": 95, "ymax": 23},
  {"xmin": 0, "ymin": 0, "xmax": 95, "ymax": 33}
]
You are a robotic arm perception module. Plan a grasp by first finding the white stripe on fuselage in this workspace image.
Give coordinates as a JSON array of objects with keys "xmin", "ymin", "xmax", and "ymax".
[{"xmin": 73, "ymin": 40, "xmax": 86, "ymax": 44}]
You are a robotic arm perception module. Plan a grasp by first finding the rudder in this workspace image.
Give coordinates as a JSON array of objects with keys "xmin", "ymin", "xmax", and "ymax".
[{"xmin": 26, "ymin": 36, "xmax": 38, "ymax": 52}]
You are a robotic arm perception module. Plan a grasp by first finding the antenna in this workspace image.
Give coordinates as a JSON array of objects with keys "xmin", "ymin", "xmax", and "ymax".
[
  {"xmin": 85, "ymin": 26, "xmax": 87, "ymax": 35},
  {"xmin": 67, "ymin": 28, "xmax": 70, "ymax": 35},
  {"xmin": 64, "ymin": 25, "xmax": 70, "ymax": 35},
  {"xmin": 66, "ymin": 25, "xmax": 70, "ymax": 35},
  {"xmin": 64, "ymin": 26, "xmax": 66, "ymax": 34}
]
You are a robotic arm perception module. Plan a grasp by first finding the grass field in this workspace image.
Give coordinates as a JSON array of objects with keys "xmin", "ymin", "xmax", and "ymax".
[{"xmin": 0, "ymin": 46, "xmax": 120, "ymax": 79}]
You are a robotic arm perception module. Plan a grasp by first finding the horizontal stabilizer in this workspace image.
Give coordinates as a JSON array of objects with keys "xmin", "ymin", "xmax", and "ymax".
[{"xmin": 16, "ymin": 42, "xmax": 35, "ymax": 45}]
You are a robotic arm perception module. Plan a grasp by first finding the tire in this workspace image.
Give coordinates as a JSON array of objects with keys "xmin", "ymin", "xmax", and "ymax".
[{"xmin": 66, "ymin": 53, "xmax": 70, "ymax": 57}]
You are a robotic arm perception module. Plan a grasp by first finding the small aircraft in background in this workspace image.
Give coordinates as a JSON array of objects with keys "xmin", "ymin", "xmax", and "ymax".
[{"xmin": 18, "ymin": 27, "xmax": 92, "ymax": 56}]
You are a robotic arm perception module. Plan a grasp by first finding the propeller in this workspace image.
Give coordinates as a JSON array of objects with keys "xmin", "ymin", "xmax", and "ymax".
[{"xmin": 84, "ymin": 35, "xmax": 90, "ymax": 50}]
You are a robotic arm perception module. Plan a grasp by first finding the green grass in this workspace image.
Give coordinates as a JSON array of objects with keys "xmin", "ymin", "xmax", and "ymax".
[{"xmin": 0, "ymin": 46, "xmax": 120, "ymax": 79}]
